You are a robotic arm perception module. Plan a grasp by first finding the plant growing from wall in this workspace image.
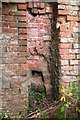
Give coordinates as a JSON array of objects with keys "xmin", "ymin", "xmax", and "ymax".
[{"xmin": 57, "ymin": 79, "xmax": 80, "ymax": 120}]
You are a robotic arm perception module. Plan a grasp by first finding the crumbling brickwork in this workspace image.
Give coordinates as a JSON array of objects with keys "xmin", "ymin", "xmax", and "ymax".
[
  {"xmin": 27, "ymin": 2, "xmax": 53, "ymax": 96},
  {"xmin": 58, "ymin": 0, "xmax": 80, "ymax": 87},
  {"xmin": 0, "ymin": 0, "xmax": 80, "ymax": 117},
  {"xmin": 2, "ymin": 3, "xmax": 27, "ymax": 116}
]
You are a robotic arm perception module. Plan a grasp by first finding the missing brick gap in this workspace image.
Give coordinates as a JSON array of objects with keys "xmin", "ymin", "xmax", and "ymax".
[{"xmin": 31, "ymin": 70, "xmax": 44, "ymax": 82}]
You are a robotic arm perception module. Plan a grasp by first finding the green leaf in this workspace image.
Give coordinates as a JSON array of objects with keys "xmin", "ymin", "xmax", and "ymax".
[
  {"xmin": 65, "ymin": 103, "xmax": 69, "ymax": 107},
  {"xmin": 76, "ymin": 77, "xmax": 78, "ymax": 81},
  {"xmin": 75, "ymin": 87, "xmax": 79, "ymax": 92},
  {"xmin": 76, "ymin": 94, "xmax": 79, "ymax": 101},
  {"xmin": 72, "ymin": 82, "xmax": 75, "ymax": 88},
  {"xmin": 61, "ymin": 106, "xmax": 65, "ymax": 112}
]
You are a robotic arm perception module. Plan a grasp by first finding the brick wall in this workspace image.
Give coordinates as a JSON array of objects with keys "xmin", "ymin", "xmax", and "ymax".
[
  {"xmin": 0, "ymin": 0, "xmax": 80, "ymax": 117},
  {"xmin": 27, "ymin": 2, "xmax": 53, "ymax": 96},
  {"xmin": 58, "ymin": 0, "xmax": 80, "ymax": 87},
  {"xmin": 2, "ymin": 3, "xmax": 27, "ymax": 116}
]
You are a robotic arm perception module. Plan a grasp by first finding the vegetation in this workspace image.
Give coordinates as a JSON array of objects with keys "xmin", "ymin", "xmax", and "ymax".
[
  {"xmin": 57, "ymin": 79, "xmax": 80, "ymax": 120},
  {"xmin": 1, "ymin": 79, "xmax": 80, "ymax": 120}
]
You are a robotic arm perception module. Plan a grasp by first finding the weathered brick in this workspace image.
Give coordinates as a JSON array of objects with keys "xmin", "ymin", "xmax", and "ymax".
[
  {"xmin": 39, "ymin": 9, "xmax": 45, "ymax": 14},
  {"xmin": 18, "ymin": 40, "xmax": 27, "ymax": 45},
  {"xmin": 33, "ymin": 2, "xmax": 39, "ymax": 8},
  {"xmin": 58, "ymin": 0, "xmax": 69, "ymax": 4},
  {"xmin": 61, "ymin": 65, "xmax": 73, "ymax": 71},
  {"xmin": 18, "ymin": 46, "xmax": 27, "ymax": 52},
  {"xmin": 19, "ymin": 34, "xmax": 27, "ymax": 40},
  {"xmin": 60, "ymin": 49, "xmax": 68, "ymax": 54},
  {"xmin": 61, "ymin": 54, "xmax": 75, "ymax": 59},
  {"xmin": 59, "ymin": 43, "xmax": 72, "ymax": 48},
  {"xmin": 2, "ymin": 22, "xmax": 9, "ymax": 27},
  {"xmin": 2, "ymin": 9, "xmax": 8, "ymax": 15},
  {"xmin": 60, "ymin": 25, "xmax": 67, "ymax": 31},
  {"xmin": 10, "ymin": 22, "xmax": 18, "ymax": 27},
  {"xmin": 68, "ymin": 27, "xmax": 73, "ymax": 31},
  {"xmin": 27, "ymin": 2, "xmax": 33, "ymax": 8},
  {"xmin": 19, "ymin": 28, "xmax": 27, "ymax": 34},
  {"xmin": 18, "ymin": 23, "xmax": 27, "ymax": 27},
  {"xmin": 70, "ymin": 60, "xmax": 78, "ymax": 65},
  {"xmin": 69, "ymin": 49, "xmax": 78, "ymax": 54},
  {"xmin": 61, "ymin": 60, "xmax": 69, "ymax": 65},
  {"xmin": 58, "ymin": 10, "xmax": 69, "ymax": 15},
  {"xmin": 18, "ymin": 52, "xmax": 27, "ymax": 57},
  {"xmin": 40, "ymin": 3, "xmax": 45, "ymax": 8},
  {"xmin": 60, "ymin": 32, "xmax": 72, "ymax": 37},
  {"xmin": 18, "ymin": 4, "xmax": 26, "ymax": 10},
  {"xmin": 9, "ymin": 4, "xmax": 17, "ymax": 11},
  {"xmin": 58, "ymin": 4, "xmax": 66, "ymax": 9},
  {"xmin": 18, "ymin": 17, "xmax": 26, "ymax": 22},
  {"xmin": 14, "ymin": 11, "xmax": 26, "ymax": 16},
  {"xmin": 6, "ymin": 16, "xmax": 13, "ymax": 21},
  {"xmin": 67, "ymin": 15, "xmax": 79, "ymax": 21},
  {"xmin": 2, "ymin": 28, "xmax": 18, "ymax": 33}
]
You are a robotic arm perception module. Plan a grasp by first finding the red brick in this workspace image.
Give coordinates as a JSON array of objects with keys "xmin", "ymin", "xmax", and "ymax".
[
  {"xmin": 43, "ymin": 19, "xmax": 48, "ymax": 24},
  {"xmin": 10, "ymin": 22, "xmax": 18, "ymax": 27},
  {"xmin": 18, "ymin": 23, "xmax": 27, "ymax": 27},
  {"xmin": 60, "ymin": 49, "xmax": 68, "ymax": 54},
  {"xmin": 2, "ymin": 9, "xmax": 8, "ymax": 15},
  {"xmin": 11, "ymin": 58, "xmax": 27, "ymax": 64},
  {"xmin": 39, "ymin": 9, "xmax": 45, "ymax": 14},
  {"xmin": 2, "ymin": 22, "xmax": 9, "ymax": 27},
  {"xmin": 27, "ymin": 61, "xmax": 36, "ymax": 69},
  {"xmin": 33, "ymin": 2, "xmax": 39, "ymax": 8},
  {"xmin": 36, "ymin": 18, "xmax": 41, "ymax": 23},
  {"xmin": 40, "ymin": 3, "xmax": 45, "ymax": 8},
  {"xmin": 61, "ymin": 66, "xmax": 73, "ymax": 71},
  {"xmin": 18, "ymin": 17, "xmax": 26, "ymax": 22},
  {"xmin": 58, "ymin": 10, "xmax": 69, "ymax": 15},
  {"xmin": 10, "ymin": 45, "xmax": 18, "ymax": 52},
  {"xmin": 19, "ymin": 34, "xmax": 27, "ymax": 40},
  {"xmin": 18, "ymin": 4, "xmax": 26, "ymax": 10},
  {"xmin": 19, "ymin": 28, "xmax": 27, "ymax": 34},
  {"xmin": 69, "ymin": 22, "xmax": 77, "ymax": 27},
  {"xmin": 6, "ymin": 16, "xmax": 13, "ymax": 21},
  {"xmin": 37, "ymin": 24, "xmax": 43, "ymax": 29},
  {"xmin": 15, "ymin": 11, "xmax": 26, "ymax": 16},
  {"xmin": 20, "ymin": 64, "xmax": 27, "ymax": 70},
  {"xmin": 2, "ymin": 28, "xmax": 18, "ymax": 33},
  {"xmin": 61, "ymin": 54, "xmax": 75, "ymax": 59},
  {"xmin": 60, "ymin": 32, "xmax": 72, "ymax": 37},
  {"xmin": 59, "ymin": 43, "xmax": 72, "ymax": 48},
  {"xmin": 60, "ymin": 25, "xmax": 67, "ymax": 31},
  {"xmin": 67, "ymin": 16, "xmax": 78, "ymax": 21},
  {"xmin": 68, "ymin": 27, "xmax": 73, "ymax": 31},
  {"xmin": 12, "ymin": 64, "xmax": 18, "ymax": 70},
  {"xmin": 58, "ymin": 0, "xmax": 69, "ymax": 4},
  {"xmin": 18, "ymin": 46, "xmax": 27, "ymax": 52},
  {"xmin": 18, "ymin": 52, "xmax": 27, "ymax": 57},
  {"xmin": 28, "ymin": 2, "xmax": 33, "ymax": 8}
]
